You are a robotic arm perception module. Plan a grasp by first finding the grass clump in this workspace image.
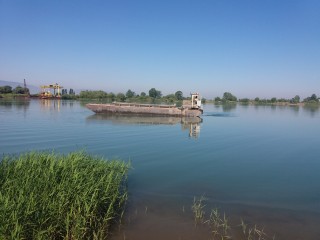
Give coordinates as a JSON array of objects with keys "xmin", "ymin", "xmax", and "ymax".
[
  {"xmin": 191, "ymin": 195, "xmax": 206, "ymax": 224},
  {"xmin": 192, "ymin": 196, "xmax": 275, "ymax": 240},
  {"xmin": 0, "ymin": 151, "xmax": 130, "ymax": 239}
]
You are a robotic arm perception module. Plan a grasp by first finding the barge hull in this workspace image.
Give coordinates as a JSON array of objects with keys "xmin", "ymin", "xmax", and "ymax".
[{"xmin": 86, "ymin": 103, "xmax": 202, "ymax": 117}]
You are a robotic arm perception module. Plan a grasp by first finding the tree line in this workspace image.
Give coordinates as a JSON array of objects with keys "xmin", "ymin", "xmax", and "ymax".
[
  {"xmin": 77, "ymin": 88, "xmax": 184, "ymax": 103},
  {"xmin": 1, "ymin": 84, "xmax": 318, "ymax": 104},
  {"xmin": 213, "ymin": 92, "xmax": 319, "ymax": 104},
  {"xmin": 0, "ymin": 85, "xmax": 29, "ymax": 95}
]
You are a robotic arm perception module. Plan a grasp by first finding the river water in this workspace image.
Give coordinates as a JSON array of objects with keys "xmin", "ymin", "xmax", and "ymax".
[{"xmin": 1, "ymin": 99, "xmax": 320, "ymax": 239}]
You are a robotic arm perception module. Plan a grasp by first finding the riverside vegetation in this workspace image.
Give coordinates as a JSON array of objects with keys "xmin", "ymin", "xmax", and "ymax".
[
  {"xmin": 1, "ymin": 83, "xmax": 319, "ymax": 106},
  {"xmin": 192, "ymin": 196, "xmax": 275, "ymax": 240},
  {"xmin": 0, "ymin": 151, "xmax": 130, "ymax": 240}
]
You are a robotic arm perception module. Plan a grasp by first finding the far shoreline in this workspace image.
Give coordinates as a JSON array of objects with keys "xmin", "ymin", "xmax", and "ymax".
[{"xmin": 1, "ymin": 94, "xmax": 320, "ymax": 108}]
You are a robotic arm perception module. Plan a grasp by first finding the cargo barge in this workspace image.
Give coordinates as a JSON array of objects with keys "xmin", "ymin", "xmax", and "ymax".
[{"xmin": 86, "ymin": 93, "xmax": 203, "ymax": 117}]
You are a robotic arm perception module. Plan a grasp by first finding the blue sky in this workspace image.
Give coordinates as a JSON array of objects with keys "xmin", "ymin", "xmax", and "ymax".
[{"xmin": 0, "ymin": 0, "xmax": 319, "ymax": 99}]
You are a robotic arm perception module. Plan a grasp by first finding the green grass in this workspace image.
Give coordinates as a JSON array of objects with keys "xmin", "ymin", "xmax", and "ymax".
[
  {"xmin": 192, "ymin": 197, "xmax": 275, "ymax": 240},
  {"xmin": 191, "ymin": 195, "xmax": 206, "ymax": 224},
  {"xmin": 0, "ymin": 151, "xmax": 130, "ymax": 240}
]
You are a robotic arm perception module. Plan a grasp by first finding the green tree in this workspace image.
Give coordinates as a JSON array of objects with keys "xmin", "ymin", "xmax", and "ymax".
[
  {"xmin": 222, "ymin": 92, "xmax": 237, "ymax": 102},
  {"xmin": 108, "ymin": 92, "xmax": 115, "ymax": 101},
  {"xmin": 164, "ymin": 94, "xmax": 175, "ymax": 103},
  {"xmin": 13, "ymin": 86, "xmax": 26, "ymax": 94},
  {"xmin": 175, "ymin": 91, "xmax": 183, "ymax": 100},
  {"xmin": 0, "ymin": 85, "xmax": 12, "ymax": 93},
  {"xmin": 311, "ymin": 94, "xmax": 318, "ymax": 101},
  {"xmin": 140, "ymin": 92, "xmax": 146, "ymax": 97},
  {"xmin": 79, "ymin": 90, "xmax": 108, "ymax": 99},
  {"xmin": 254, "ymin": 97, "xmax": 260, "ymax": 102},
  {"xmin": 303, "ymin": 94, "xmax": 319, "ymax": 103},
  {"xmin": 214, "ymin": 97, "xmax": 221, "ymax": 102},
  {"xmin": 96, "ymin": 91, "xmax": 108, "ymax": 99},
  {"xmin": 278, "ymin": 98, "xmax": 288, "ymax": 102},
  {"xmin": 116, "ymin": 93, "xmax": 126, "ymax": 102},
  {"xmin": 202, "ymin": 98, "xmax": 207, "ymax": 104},
  {"xmin": 126, "ymin": 89, "xmax": 135, "ymax": 98},
  {"xmin": 149, "ymin": 88, "xmax": 162, "ymax": 98},
  {"xmin": 271, "ymin": 97, "xmax": 277, "ymax": 103},
  {"xmin": 239, "ymin": 98, "xmax": 250, "ymax": 103},
  {"xmin": 291, "ymin": 95, "xmax": 300, "ymax": 103}
]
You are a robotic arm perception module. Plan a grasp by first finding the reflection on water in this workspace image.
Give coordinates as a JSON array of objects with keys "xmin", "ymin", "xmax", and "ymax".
[
  {"xmin": 289, "ymin": 105, "xmax": 300, "ymax": 114},
  {"xmin": 303, "ymin": 104, "xmax": 320, "ymax": 117},
  {"xmin": 62, "ymin": 100, "xmax": 74, "ymax": 107},
  {"xmin": 204, "ymin": 112, "xmax": 234, "ymax": 117},
  {"xmin": 210, "ymin": 103, "xmax": 320, "ymax": 117},
  {"xmin": 86, "ymin": 113, "xmax": 202, "ymax": 139},
  {"xmin": 0, "ymin": 99, "xmax": 30, "ymax": 118},
  {"xmin": 39, "ymin": 99, "xmax": 76, "ymax": 111},
  {"xmin": 0, "ymin": 99, "xmax": 30, "ymax": 110},
  {"xmin": 188, "ymin": 122, "xmax": 200, "ymax": 138},
  {"xmin": 213, "ymin": 102, "xmax": 237, "ymax": 112},
  {"xmin": 222, "ymin": 103, "xmax": 237, "ymax": 112},
  {"xmin": 40, "ymin": 99, "xmax": 61, "ymax": 111}
]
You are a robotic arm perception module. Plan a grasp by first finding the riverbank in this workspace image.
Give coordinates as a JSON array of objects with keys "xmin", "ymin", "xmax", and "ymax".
[
  {"xmin": 0, "ymin": 93, "xmax": 30, "ymax": 99},
  {"xmin": 0, "ymin": 151, "xmax": 130, "ymax": 239},
  {"xmin": 206, "ymin": 100, "xmax": 319, "ymax": 107}
]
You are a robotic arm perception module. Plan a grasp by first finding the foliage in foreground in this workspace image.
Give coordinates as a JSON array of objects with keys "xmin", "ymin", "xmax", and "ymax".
[
  {"xmin": 192, "ymin": 196, "xmax": 275, "ymax": 240},
  {"xmin": 0, "ymin": 151, "xmax": 130, "ymax": 240}
]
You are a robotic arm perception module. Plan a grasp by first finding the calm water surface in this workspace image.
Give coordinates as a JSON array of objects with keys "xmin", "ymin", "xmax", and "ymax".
[{"xmin": 1, "ymin": 99, "xmax": 320, "ymax": 239}]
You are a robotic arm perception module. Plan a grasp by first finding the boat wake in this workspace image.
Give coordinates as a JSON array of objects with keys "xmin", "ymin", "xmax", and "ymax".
[{"xmin": 203, "ymin": 112, "xmax": 235, "ymax": 117}]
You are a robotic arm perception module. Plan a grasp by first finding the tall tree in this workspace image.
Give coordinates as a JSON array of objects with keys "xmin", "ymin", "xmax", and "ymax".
[
  {"xmin": 311, "ymin": 94, "xmax": 318, "ymax": 101},
  {"xmin": 292, "ymin": 95, "xmax": 300, "ymax": 103},
  {"xmin": 222, "ymin": 92, "xmax": 237, "ymax": 102},
  {"xmin": 304, "ymin": 94, "xmax": 319, "ymax": 102},
  {"xmin": 108, "ymin": 92, "xmax": 115, "ymax": 101},
  {"xmin": 149, "ymin": 88, "xmax": 162, "ymax": 98},
  {"xmin": 175, "ymin": 91, "xmax": 183, "ymax": 100},
  {"xmin": 126, "ymin": 89, "xmax": 135, "ymax": 98}
]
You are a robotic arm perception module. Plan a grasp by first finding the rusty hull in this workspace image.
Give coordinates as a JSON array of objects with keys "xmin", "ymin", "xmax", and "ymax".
[{"xmin": 86, "ymin": 103, "xmax": 202, "ymax": 117}]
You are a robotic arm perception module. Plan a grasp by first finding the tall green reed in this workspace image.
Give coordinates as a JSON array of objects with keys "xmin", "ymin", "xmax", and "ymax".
[{"xmin": 0, "ymin": 151, "xmax": 130, "ymax": 239}]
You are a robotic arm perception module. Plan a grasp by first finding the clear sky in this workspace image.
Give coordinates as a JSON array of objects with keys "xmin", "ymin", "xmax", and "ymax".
[{"xmin": 0, "ymin": 0, "xmax": 319, "ymax": 99}]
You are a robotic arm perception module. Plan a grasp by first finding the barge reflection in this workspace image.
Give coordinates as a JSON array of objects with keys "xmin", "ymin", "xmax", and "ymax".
[{"xmin": 86, "ymin": 114, "xmax": 202, "ymax": 139}]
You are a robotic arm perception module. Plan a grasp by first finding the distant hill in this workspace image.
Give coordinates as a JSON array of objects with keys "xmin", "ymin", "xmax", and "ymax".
[{"xmin": 0, "ymin": 80, "xmax": 39, "ymax": 94}]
